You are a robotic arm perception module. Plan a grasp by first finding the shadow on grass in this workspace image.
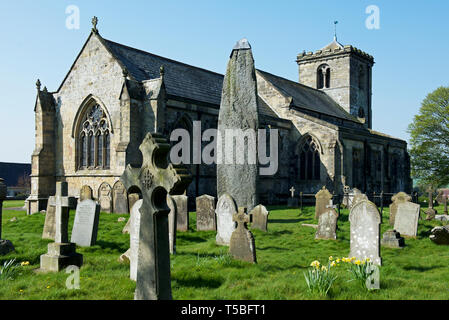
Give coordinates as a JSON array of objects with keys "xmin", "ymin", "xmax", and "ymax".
[
  {"xmin": 257, "ymin": 246, "xmax": 289, "ymax": 251},
  {"xmin": 175, "ymin": 276, "xmax": 223, "ymax": 289},
  {"xmin": 402, "ymin": 265, "xmax": 445, "ymax": 272},
  {"xmin": 269, "ymin": 219, "xmax": 307, "ymax": 224},
  {"xmin": 267, "ymin": 230, "xmax": 293, "ymax": 237},
  {"xmin": 418, "ymin": 226, "xmax": 435, "ymax": 237},
  {"xmin": 176, "ymin": 235, "xmax": 208, "ymax": 244},
  {"xmin": 96, "ymin": 240, "xmax": 128, "ymax": 252}
]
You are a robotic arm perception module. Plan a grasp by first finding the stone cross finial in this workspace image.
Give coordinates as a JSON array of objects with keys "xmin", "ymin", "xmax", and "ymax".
[
  {"xmin": 36, "ymin": 79, "xmax": 41, "ymax": 91},
  {"xmin": 159, "ymin": 65, "xmax": 165, "ymax": 78},
  {"xmin": 233, "ymin": 207, "xmax": 249, "ymax": 227},
  {"xmin": 54, "ymin": 182, "xmax": 70, "ymax": 243},
  {"xmin": 92, "ymin": 16, "xmax": 98, "ymax": 33},
  {"xmin": 290, "ymin": 187, "xmax": 295, "ymax": 198}
]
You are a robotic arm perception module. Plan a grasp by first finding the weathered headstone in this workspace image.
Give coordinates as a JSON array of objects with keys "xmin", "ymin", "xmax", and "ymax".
[
  {"xmin": 0, "ymin": 178, "xmax": 14, "ymax": 255},
  {"xmin": 80, "ymin": 185, "xmax": 93, "ymax": 201},
  {"xmin": 172, "ymin": 195, "xmax": 189, "ymax": 232},
  {"xmin": 394, "ymin": 201, "xmax": 420, "ymax": 237},
  {"xmin": 113, "ymin": 181, "xmax": 128, "ymax": 214},
  {"xmin": 216, "ymin": 193, "xmax": 238, "ymax": 246},
  {"xmin": 120, "ymin": 133, "xmax": 191, "ymax": 300},
  {"xmin": 167, "ymin": 195, "xmax": 177, "ymax": 255},
  {"xmin": 349, "ymin": 199, "xmax": 382, "ymax": 265},
  {"xmin": 389, "ymin": 192, "xmax": 412, "ymax": 226},
  {"xmin": 196, "ymin": 195, "xmax": 216, "ymax": 231},
  {"xmin": 435, "ymin": 215, "xmax": 449, "ymax": 222},
  {"xmin": 98, "ymin": 183, "xmax": 112, "ymax": 213},
  {"xmin": 42, "ymin": 196, "xmax": 56, "ymax": 240},
  {"xmin": 315, "ymin": 186, "xmax": 333, "ymax": 219},
  {"xmin": 217, "ymin": 38, "xmax": 259, "ymax": 213},
  {"xmin": 70, "ymin": 199, "xmax": 100, "ymax": 247},
  {"xmin": 129, "ymin": 199, "xmax": 143, "ymax": 281},
  {"xmin": 250, "ymin": 204, "xmax": 269, "ymax": 232},
  {"xmin": 381, "ymin": 230, "xmax": 405, "ymax": 248},
  {"xmin": 229, "ymin": 208, "xmax": 256, "ymax": 263},
  {"xmin": 128, "ymin": 193, "xmax": 140, "ymax": 214},
  {"xmin": 425, "ymin": 208, "xmax": 437, "ymax": 221},
  {"xmin": 348, "ymin": 188, "xmax": 363, "ymax": 209},
  {"xmin": 352, "ymin": 192, "xmax": 368, "ymax": 207},
  {"xmin": 287, "ymin": 187, "xmax": 299, "ymax": 207},
  {"xmin": 429, "ymin": 226, "xmax": 449, "ymax": 245},
  {"xmin": 315, "ymin": 208, "xmax": 338, "ymax": 240},
  {"xmin": 40, "ymin": 182, "xmax": 83, "ymax": 272}
]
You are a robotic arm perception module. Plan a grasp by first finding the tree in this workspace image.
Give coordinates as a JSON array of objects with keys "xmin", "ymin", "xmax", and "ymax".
[{"xmin": 408, "ymin": 86, "xmax": 449, "ymax": 188}]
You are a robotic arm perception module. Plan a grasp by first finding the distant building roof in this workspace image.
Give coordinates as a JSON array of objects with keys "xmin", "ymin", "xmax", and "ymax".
[{"xmin": 0, "ymin": 162, "xmax": 31, "ymax": 187}]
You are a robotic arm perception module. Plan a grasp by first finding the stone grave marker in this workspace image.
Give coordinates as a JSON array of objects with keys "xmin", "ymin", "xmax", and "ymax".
[
  {"xmin": 381, "ymin": 230, "xmax": 405, "ymax": 248},
  {"xmin": 172, "ymin": 195, "xmax": 188, "ymax": 232},
  {"xmin": 0, "ymin": 178, "xmax": 14, "ymax": 255},
  {"xmin": 349, "ymin": 199, "xmax": 382, "ymax": 265},
  {"xmin": 42, "ymin": 196, "xmax": 56, "ymax": 240},
  {"xmin": 394, "ymin": 201, "xmax": 420, "ymax": 237},
  {"xmin": 315, "ymin": 186, "xmax": 333, "ymax": 219},
  {"xmin": 196, "ymin": 195, "xmax": 216, "ymax": 231},
  {"xmin": 167, "ymin": 195, "xmax": 177, "ymax": 255},
  {"xmin": 229, "ymin": 207, "xmax": 256, "ymax": 263},
  {"xmin": 430, "ymin": 226, "xmax": 449, "ymax": 245},
  {"xmin": 113, "ymin": 181, "xmax": 128, "ymax": 214},
  {"xmin": 70, "ymin": 199, "xmax": 100, "ymax": 247},
  {"xmin": 80, "ymin": 185, "xmax": 93, "ymax": 201},
  {"xmin": 98, "ymin": 183, "xmax": 112, "ymax": 213},
  {"xmin": 129, "ymin": 199, "xmax": 143, "ymax": 281},
  {"xmin": 315, "ymin": 208, "xmax": 338, "ymax": 240},
  {"xmin": 250, "ymin": 204, "xmax": 269, "ymax": 232},
  {"xmin": 120, "ymin": 132, "xmax": 191, "ymax": 300},
  {"xmin": 287, "ymin": 186, "xmax": 299, "ymax": 207},
  {"xmin": 128, "ymin": 193, "xmax": 140, "ymax": 214},
  {"xmin": 389, "ymin": 192, "xmax": 412, "ymax": 226},
  {"xmin": 216, "ymin": 193, "xmax": 238, "ymax": 246}
]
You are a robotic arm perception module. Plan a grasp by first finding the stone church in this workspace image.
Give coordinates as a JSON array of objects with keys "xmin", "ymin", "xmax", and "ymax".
[{"xmin": 26, "ymin": 19, "xmax": 412, "ymax": 214}]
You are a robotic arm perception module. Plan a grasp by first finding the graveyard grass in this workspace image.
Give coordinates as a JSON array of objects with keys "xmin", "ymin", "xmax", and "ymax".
[{"xmin": 1, "ymin": 201, "xmax": 448, "ymax": 300}]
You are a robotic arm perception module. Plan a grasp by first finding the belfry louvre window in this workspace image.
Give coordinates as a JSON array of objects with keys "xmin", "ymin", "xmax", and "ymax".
[
  {"xmin": 299, "ymin": 137, "xmax": 321, "ymax": 181},
  {"xmin": 317, "ymin": 64, "xmax": 331, "ymax": 89},
  {"xmin": 77, "ymin": 104, "xmax": 111, "ymax": 170}
]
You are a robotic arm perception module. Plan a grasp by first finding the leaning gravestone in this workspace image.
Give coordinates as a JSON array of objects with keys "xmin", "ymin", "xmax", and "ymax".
[
  {"xmin": 315, "ymin": 208, "xmax": 338, "ymax": 240},
  {"xmin": 229, "ymin": 208, "xmax": 256, "ymax": 263},
  {"xmin": 349, "ymin": 199, "xmax": 382, "ymax": 265},
  {"xmin": 80, "ymin": 185, "xmax": 93, "ymax": 201},
  {"xmin": 315, "ymin": 186, "xmax": 333, "ymax": 219},
  {"xmin": 394, "ymin": 201, "xmax": 420, "ymax": 237},
  {"xmin": 250, "ymin": 205, "xmax": 269, "ymax": 232},
  {"xmin": 70, "ymin": 199, "xmax": 100, "ymax": 247},
  {"xmin": 98, "ymin": 183, "xmax": 112, "ymax": 213},
  {"xmin": 113, "ymin": 181, "xmax": 128, "ymax": 214},
  {"xmin": 42, "ymin": 196, "xmax": 56, "ymax": 240},
  {"xmin": 216, "ymin": 193, "xmax": 238, "ymax": 246},
  {"xmin": 129, "ymin": 199, "xmax": 143, "ymax": 281},
  {"xmin": 429, "ymin": 226, "xmax": 449, "ymax": 245},
  {"xmin": 167, "ymin": 195, "xmax": 177, "ymax": 255},
  {"xmin": 120, "ymin": 132, "xmax": 191, "ymax": 300},
  {"xmin": 217, "ymin": 38, "xmax": 259, "ymax": 213},
  {"xmin": 381, "ymin": 230, "xmax": 405, "ymax": 248},
  {"xmin": 196, "ymin": 195, "xmax": 216, "ymax": 231},
  {"xmin": 0, "ymin": 178, "xmax": 14, "ymax": 255},
  {"xmin": 172, "ymin": 195, "xmax": 188, "ymax": 232},
  {"xmin": 389, "ymin": 192, "xmax": 412, "ymax": 226}
]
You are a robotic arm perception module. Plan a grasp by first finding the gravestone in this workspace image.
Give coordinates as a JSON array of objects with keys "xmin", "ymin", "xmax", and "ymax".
[
  {"xmin": 435, "ymin": 215, "xmax": 449, "ymax": 222},
  {"xmin": 389, "ymin": 192, "xmax": 412, "ymax": 226},
  {"xmin": 128, "ymin": 193, "xmax": 140, "ymax": 214},
  {"xmin": 348, "ymin": 188, "xmax": 363, "ymax": 209},
  {"xmin": 70, "ymin": 199, "xmax": 100, "ymax": 247},
  {"xmin": 217, "ymin": 38, "xmax": 259, "ymax": 213},
  {"xmin": 315, "ymin": 208, "xmax": 338, "ymax": 240},
  {"xmin": 394, "ymin": 201, "xmax": 420, "ymax": 237},
  {"xmin": 216, "ymin": 193, "xmax": 238, "ymax": 246},
  {"xmin": 113, "ymin": 181, "xmax": 128, "ymax": 214},
  {"xmin": 40, "ymin": 182, "xmax": 83, "ymax": 272},
  {"xmin": 98, "ymin": 183, "xmax": 112, "ymax": 213},
  {"xmin": 349, "ymin": 199, "xmax": 382, "ymax": 265},
  {"xmin": 381, "ymin": 230, "xmax": 405, "ymax": 248},
  {"xmin": 0, "ymin": 178, "xmax": 14, "ymax": 255},
  {"xmin": 120, "ymin": 133, "xmax": 191, "ymax": 300},
  {"xmin": 42, "ymin": 196, "xmax": 56, "ymax": 240},
  {"xmin": 229, "ymin": 208, "xmax": 256, "ymax": 263},
  {"xmin": 352, "ymin": 192, "xmax": 368, "ymax": 207},
  {"xmin": 429, "ymin": 226, "xmax": 449, "ymax": 245},
  {"xmin": 167, "ymin": 195, "xmax": 177, "ymax": 255},
  {"xmin": 129, "ymin": 199, "xmax": 143, "ymax": 281},
  {"xmin": 80, "ymin": 185, "xmax": 93, "ymax": 201},
  {"xmin": 172, "ymin": 195, "xmax": 188, "ymax": 232},
  {"xmin": 196, "ymin": 195, "xmax": 216, "ymax": 231},
  {"xmin": 425, "ymin": 208, "xmax": 437, "ymax": 221},
  {"xmin": 315, "ymin": 186, "xmax": 333, "ymax": 219},
  {"xmin": 287, "ymin": 186, "xmax": 299, "ymax": 207},
  {"xmin": 250, "ymin": 205, "xmax": 269, "ymax": 232}
]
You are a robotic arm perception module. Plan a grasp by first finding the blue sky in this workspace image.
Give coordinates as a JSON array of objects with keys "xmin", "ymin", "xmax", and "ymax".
[{"xmin": 0, "ymin": 0, "xmax": 448, "ymax": 163}]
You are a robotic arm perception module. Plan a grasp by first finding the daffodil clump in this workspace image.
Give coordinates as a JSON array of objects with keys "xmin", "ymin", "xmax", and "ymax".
[
  {"xmin": 303, "ymin": 257, "xmax": 338, "ymax": 296},
  {"xmin": 0, "ymin": 259, "xmax": 20, "ymax": 281},
  {"xmin": 341, "ymin": 257, "xmax": 378, "ymax": 290}
]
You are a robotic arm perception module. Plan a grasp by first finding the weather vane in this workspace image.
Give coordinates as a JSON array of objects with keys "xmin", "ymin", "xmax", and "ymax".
[{"xmin": 334, "ymin": 21, "xmax": 338, "ymax": 41}]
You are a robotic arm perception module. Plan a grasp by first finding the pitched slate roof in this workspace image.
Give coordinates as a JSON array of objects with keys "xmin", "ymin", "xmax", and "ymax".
[
  {"xmin": 256, "ymin": 70, "xmax": 359, "ymax": 123},
  {"xmin": 103, "ymin": 39, "xmax": 224, "ymax": 106}
]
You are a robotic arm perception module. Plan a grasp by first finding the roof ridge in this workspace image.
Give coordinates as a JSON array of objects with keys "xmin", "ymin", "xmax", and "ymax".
[{"xmin": 103, "ymin": 38, "xmax": 224, "ymax": 78}]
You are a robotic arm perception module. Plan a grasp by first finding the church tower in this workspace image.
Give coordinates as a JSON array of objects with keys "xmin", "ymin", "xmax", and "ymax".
[{"xmin": 296, "ymin": 38, "xmax": 375, "ymax": 128}]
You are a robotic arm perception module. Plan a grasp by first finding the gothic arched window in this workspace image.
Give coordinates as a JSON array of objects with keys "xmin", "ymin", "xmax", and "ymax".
[
  {"xmin": 299, "ymin": 137, "xmax": 321, "ymax": 181},
  {"xmin": 317, "ymin": 64, "xmax": 331, "ymax": 89},
  {"xmin": 77, "ymin": 103, "xmax": 111, "ymax": 170}
]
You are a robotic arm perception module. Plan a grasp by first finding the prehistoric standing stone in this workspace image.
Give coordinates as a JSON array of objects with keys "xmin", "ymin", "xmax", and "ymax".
[
  {"xmin": 315, "ymin": 208, "xmax": 338, "ymax": 240},
  {"xmin": 80, "ymin": 185, "xmax": 93, "ymax": 201},
  {"xmin": 172, "ymin": 195, "xmax": 189, "ymax": 232},
  {"xmin": 98, "ymin": 183, "xmax": 112, "ymax": 213},
  {"xmin": 167, "ymin": 195, "xmax": 177, "ymax": 255},
  {"xmin": 42, "ymin": 196, "xmax": 56, "ymax": 240},
  {"xmin": 70, "ymin": 199, "xmax": 100, "ymax": 247},
  {"xmin": 40, "ymin": 182, "xmax": 83, "ymax": 272},
  {"xmin": 120, "ymin": 133, "xmax": 191, "ymax": 300},
  {"xmin": 429, "ymin": 226, "xmax": 449, "ymax": 245},
  {"xmin": 217, "ymin": 38, "xmax": 259, "ymax": 214},
  {"xmin": 349, "ymin": 199, "xmax": 382, "ymax": 265},
  {"xmin": 389, "ymin": 192, "xmax": 412, "ymax": 226},
  {"xmin": 381, "ymin": 230, "xmax": 405, "ymax": 248},
  {"xmin": 0, "ymin": 178, "xmax": 14, "ymax": 256},
  {"xmin": 229, "ymin": 208, "xmax": 256, "ymax": 263},
  {"xmin": 216, "ymin": 193, "xmax": 238, "ymax": 246},
  {"xmin": 196, "ymin": 195, "xmax": 216, "ymax": 231},
  {"xmin": 250, "ymin": 204, "xmax": 269, "ymax": 232},
  {"xmin": 113, "ymin": 181, "xmax": 128, "ymax": 214},
  {"xmin": 315, "ymin": 186, "xmax": 333, "ymax": 219},
  {"xmin": 394, "ymin": 201, "xmax": 420, "ymax": 237}
]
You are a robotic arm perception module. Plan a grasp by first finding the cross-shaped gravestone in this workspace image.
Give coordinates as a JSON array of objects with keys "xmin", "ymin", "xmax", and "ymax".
[
  {"xmin": 290, "ymin": 187, "xmax": 295, "ymax": 198},
  {"xmin": 54, "ymin": 182, "xmax": 70, "ymax": 243},
  {"xmin": 229, "ymin": 207, "xmax": 256, "ymax": 263},
  {"xmin": 121, "ymin": 133, "xmax": 191, "ymax": 300}
]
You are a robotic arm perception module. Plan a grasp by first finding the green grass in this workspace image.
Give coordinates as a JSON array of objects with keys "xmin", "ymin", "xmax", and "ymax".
[{"xmin": 0, "ymin": 200, "xmax": 448, "ymax": 300}]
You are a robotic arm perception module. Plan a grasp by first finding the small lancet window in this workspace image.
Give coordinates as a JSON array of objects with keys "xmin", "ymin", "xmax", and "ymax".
[{"xmin": 317, "ymin": 64, "xmax": 331, "ymax": 89}]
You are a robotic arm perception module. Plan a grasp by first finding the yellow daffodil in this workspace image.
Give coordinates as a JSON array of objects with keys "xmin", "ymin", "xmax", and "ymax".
[
  {"xmin": 21, "ymin": 261, "xmax": 30, "ymax": 266},
  {"xmin": 329, "ymin": 256, "xmax": 333, "ymax": 261},
  {"xmin": 321, "ymin": 266, "xmax": 328, "ymax": 272},
  {"xmin": 310, "ymin": 260, "xmax": 320, "ymax": 268},
  {"xmin": 355, "ymin": 260, "xmax": 361, "ymax": 265},
  {"xmin": 331, "ymin": 261, "xmax": 336, "ymax": 267},
  {"xmin": 336, "ymin": 258, "xmax": 341, "ymax": 263},
  {"xmin": 366, "ymin": 258, "xmax": 371, "ymax": 263}
]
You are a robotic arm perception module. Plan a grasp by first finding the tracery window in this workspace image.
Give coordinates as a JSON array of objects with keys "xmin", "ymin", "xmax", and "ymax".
[
  {"xmin": 78, "ymin": 103, "xmax": 111, "ymax": 170},
  {"xmin": 299, "ymin": 137, "xmax": 321, "ymax": 181},
  {"xmin": 317, "ymin": 64, "xmax": 331, "ymax": 89}
]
